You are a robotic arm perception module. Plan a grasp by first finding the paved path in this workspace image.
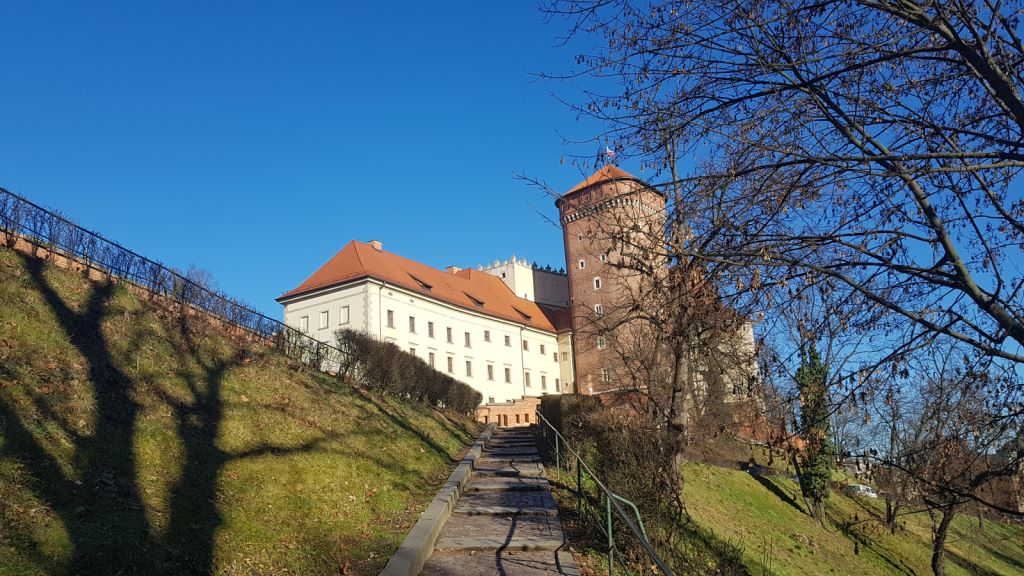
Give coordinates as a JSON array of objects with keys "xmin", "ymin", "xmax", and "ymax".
[{"xmin": 420, "ymin": 427, "xmax": 579, "ymax": 576}]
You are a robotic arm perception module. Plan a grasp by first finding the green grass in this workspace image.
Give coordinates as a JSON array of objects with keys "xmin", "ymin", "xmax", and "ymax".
[
  {"xmin": 683, "ymin": 463, "xmax": 1024, "ymax": 576},
  {"xmin": 0, "ymin": 248, "xmax": 482, "ymax": 575}
]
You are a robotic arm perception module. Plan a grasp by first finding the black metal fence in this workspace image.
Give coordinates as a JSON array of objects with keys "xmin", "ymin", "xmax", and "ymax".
[{"xmin": 0, "ymin": 186, "xmax": 351, "ymax": 374}]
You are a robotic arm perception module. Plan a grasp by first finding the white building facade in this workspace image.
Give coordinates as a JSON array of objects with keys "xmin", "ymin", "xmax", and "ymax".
[{"xmin": 278, "ymin": 241, "xmax": 574, "ymax": 405}]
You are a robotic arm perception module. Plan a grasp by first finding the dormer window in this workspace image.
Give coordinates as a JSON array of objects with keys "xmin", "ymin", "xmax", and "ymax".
[
  {"xmin": 464, "ymin": 292, "xmax": 485, "ymax": 308},
  {"xmin": 409, "ymin": 274, "xmax": 432, "ymax": 292},
  {"xmin": 512, "ymin": 306, "xmax": 532, "ymax": 322}
]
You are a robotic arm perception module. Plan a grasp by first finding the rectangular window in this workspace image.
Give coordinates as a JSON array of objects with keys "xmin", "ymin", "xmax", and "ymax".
[
  {"xmin": 594, "ymin": 303, "xmax": 603, "ymax": 317},
  {"xmin": 319, "ymin": 311, "xmax": 329, "ymax": 329},
  {"xmin": 428, "ymin": 352, "xmax": 435, "ymax": 367},
  {"xmin": 561, "ymin": 352, "xmax": 569, "ymax": 361},
  {"xmin": 523, "ymin": 340, "xmax": 529, "ymax": 351},
  {"xmin": 387, "ymin": 310, "xmax": 395, "ymax": 328},
  {"xmin": 409, "ymin": 316, "xmax": 416, "ymax": 333},
  {"xmin": 447, "ymin": 356, "xmax": 454, "ymax": 373},
  {"xmin": 504, "ymin": 367, "xmax": 511, "ymax": 383},
  {"xmin": 593, "ymin": 277, "xmax": 602, "ymax": 290},
  {"xmin": 524, "ymin": 371, "xmax": 531, "ymax": 387},
  {"xmin": 339, "ymin": 305, "xmax": 350, "ymax": 325},
  {"xmin": 464, "ymin": 332, "xmax": 471, "ymax": 347},
  {"xmin": 504, "ymin": 335, "xmax": 511, "ymax": 347},
  {"xmin": 540, "ymin": 344, "xmax": 546, "ymax": 355},
  {"xmin": 487, "ymin": 364, "xmax": 494, "ymax": 380},
  {"xmin": 446, "ymin": 327, "xmax": 453, "ymax": 343},
  {"xmin": 541, "ymin": 374, "xmax": 547, "ymax": 390},
  {"xmin": 515, "ymin": 414, "xmax": 521, "ymax": 424},
  {"xmin": 553, "ymin": 352, "xmax": 558, "ymax": 362},
  {"xmin": 484, "ymin": 330, "xmax": 491, "ymax": 342},
  {"xmin": 598, "ymin": 335, "xmax": 606, "ymax": 350},
  {"xmin": 488, "ymin": 396, "xmax": 495, "ymax": 404},
  {"xmin": 555, "ymin": 378, "xmax": 560, "ymax": 391},
  {"xmin": 600, "ymin": 368, "xmax": 611, "ymax": 383},
  {"xmin": 465, "ymin": 360, "xmax": 472, "ymax": 377},
  {"xmin": 409, "ymin": 347, "xmax": 416, "ymax": 356},
  {"xmin": 578, "ymin": 259, "xmax": 585, "ymax": 269},
  {"xmin": 428, "ymin": 321, "xmax": 434, "ymax": 338},
  {"xmin": 300, "ymin": 316, "xmax": 309, "ymax": 331}
]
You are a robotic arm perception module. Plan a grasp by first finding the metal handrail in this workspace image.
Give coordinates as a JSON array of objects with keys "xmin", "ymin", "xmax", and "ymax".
[{"xmin": 535, "ymin": 410, "xmax": 673, "ymax": 576}]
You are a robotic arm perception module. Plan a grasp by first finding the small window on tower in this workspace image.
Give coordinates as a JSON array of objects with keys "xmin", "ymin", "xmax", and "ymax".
[
  {"xmin": 593, "ymin": 277, "xmax": 602, "ymax": 290},
  {"xmin": 598, "ymin": 335, "xmax": 607, "ymax": 350},
  {"xmin": 578, "ymin": 259, "xmax": 586, "ymax": 269},
  {"xmin": 600, "ymin": 253, "xmax": 608, "ymax": 263},
  {"xmin": 594, "ymin": 303, "xmax": 603, "ymax": 317},
  {"xmin": 601, "ymin": 368, "xmax": 611, "ymax": 383}
]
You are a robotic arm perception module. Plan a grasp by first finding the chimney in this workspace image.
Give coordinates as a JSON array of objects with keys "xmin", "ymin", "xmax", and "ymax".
[
  {"xmin": 446, "ymin": 265, "xmax": 462, "ymax": 274},
  {"xmin": 368, "ymin": 239, "xmax": 383, "ymax": 251}
]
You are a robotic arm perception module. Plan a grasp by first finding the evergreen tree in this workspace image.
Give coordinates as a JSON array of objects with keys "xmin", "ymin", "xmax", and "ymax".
[{"xmin": 794, "ymin": 345, "xmax": 835, "ymax": 524}]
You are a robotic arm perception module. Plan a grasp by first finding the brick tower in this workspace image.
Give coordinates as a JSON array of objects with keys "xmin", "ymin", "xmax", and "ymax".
[{"xmin": 556, "ymin": 165, "xmax": 667, "ymax": 395}]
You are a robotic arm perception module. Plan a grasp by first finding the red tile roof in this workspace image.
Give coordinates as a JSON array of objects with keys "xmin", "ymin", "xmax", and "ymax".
[
  {"xmin": 277, "ymin": 241, "xmax": 566, "ymax": 333},
  {"xmin": 565, "ymin": 164, "xmax": 645, "ymax": 196}
]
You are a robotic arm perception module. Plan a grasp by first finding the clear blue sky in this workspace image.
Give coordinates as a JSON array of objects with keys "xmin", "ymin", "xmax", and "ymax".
[{"xmin": 0, "ymin": 1, "xmax": 611, "ymax": 316}]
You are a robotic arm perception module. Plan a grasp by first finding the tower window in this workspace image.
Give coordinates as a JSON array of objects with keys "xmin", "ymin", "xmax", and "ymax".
[
  {"xmin": 600, "ymin": 368, "xmax": 611, "ymax": 383},
  {"xmin": 578, "ymin": 259, "xmax": 586, "ymax": 269},
  {"xmin": 598, "ymin": 335, "xmax": 607, "ymax": 350},
  {"xmin": 594, "ymin": 303, "xmax": 603, "ymax": 317},
  {"xmin": 593, "ymin": 277, "xmax": 602, "ymax": 290},
  {"xmin": 600, "ymin": 254, "xmax": 608, "ymax": 263}
]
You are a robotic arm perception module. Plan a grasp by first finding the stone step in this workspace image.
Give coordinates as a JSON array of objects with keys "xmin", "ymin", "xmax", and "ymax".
[
  {"xmin": 485, "ymin": 447, "xmax": 540, "ymax": 457},
  {"xmin": 454, "ymin": 490, "xmax": 557, "ymax": 516},
  {"xmin": 464, "ymin": 476, "xmax": 551, "ymax": 492},
  {"xmin": 435, "ymin": 513, "xmax": 565, "ymax": 552},
  {"xmin": 421, "ymin": 550, "xmax": 580, "ymax": 576},
  {"xmin": 474, "ymin": 461, "xmax": 546, "ymax": 477}
]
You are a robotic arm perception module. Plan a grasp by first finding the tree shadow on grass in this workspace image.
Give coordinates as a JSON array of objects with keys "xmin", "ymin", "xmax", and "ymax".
[{"xmin": 749, "ymin": 473, "xmax": 805, "ymax": 515}]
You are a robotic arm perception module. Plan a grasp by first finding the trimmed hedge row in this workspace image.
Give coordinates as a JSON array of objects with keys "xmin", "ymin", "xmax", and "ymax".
[{"xmin": 336, "ymin": 329, "xmax": 482, "ymax": 414}]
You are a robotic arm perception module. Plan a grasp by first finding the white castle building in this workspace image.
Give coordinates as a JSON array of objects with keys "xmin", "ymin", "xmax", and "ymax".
[{"xmin": 276, "ymin": 239, "xmax": 574, "ymax": 405}]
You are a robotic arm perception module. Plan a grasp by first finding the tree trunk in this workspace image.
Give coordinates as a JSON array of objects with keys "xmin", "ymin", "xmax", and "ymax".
[
  {"xmin": 886, "ymin": 497, "xmax": 900, "ymax": 535},
  {"xmin": 931, "ymin": 505, "xmax": 956, "ymax": 576}
]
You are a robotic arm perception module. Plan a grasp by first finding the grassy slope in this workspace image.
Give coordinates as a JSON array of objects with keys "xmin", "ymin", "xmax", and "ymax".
[
  {"xmin": 683, "ymin": 463, "xmax": 1024, "ymax": 576},
  {"xmin": 0, "ymin": 248, "xmax": 481, "ymax": 575}
]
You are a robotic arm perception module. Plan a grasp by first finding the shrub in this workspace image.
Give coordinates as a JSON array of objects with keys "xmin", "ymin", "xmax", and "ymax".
[{"xmin": 336, "ymin": 329, "xmax": 481, "ymax": 414}]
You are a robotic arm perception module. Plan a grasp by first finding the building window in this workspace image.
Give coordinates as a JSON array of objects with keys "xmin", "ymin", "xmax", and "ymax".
[
  {"xmin": 428, "ymin": 352, "xmax": 435, "ymax": 367},
  {"xmin": 319, "ymin": 311, "xmax": 329, "ymax": 329},
  {"xmin": 578, "ymin": 259, "xmax": 585, "ymax": 269},
  {"xmin": 464, "ymin": 332, "xmax": 471, "ymax": 347},
  {"xmin": 600, "ymin": 253, "xmax": 607, "ymax": 263},
  {"xmin": 487, "ymin": 364, "xmax": 494, "ymax": 381},
  {"xmin": 409, "ymin": 316, "xmax": 416, "ymax": 333},
  {"xmin": 465, "ymin": 360, "xmax": 473, "ymax": 377},
  {"xmin": 504, "ymin": 335, "xmax": 511, "ymax": 347},
  {"xmin": 504, "ymin": 367, "xmax": 512, "ymax": 383},
  {"xmin": 594, "ymin": 303, "xmax": 603, "ymax": 317},
  {"xmin": 446, "ymin": 327, "xmax": 453, "ymax": 343},
  {"xmin": 428, "ymin": 321, "xmax": 434, "ymax": 338},
  {"xmin": 387, "ymin": 310, "xmax": 394, "ymax": 328},
  {"xmin": 555, "ymin": 378, "xmax": 560, "ymax": 391},
  {"xmin": 339, "ymin": 305, "xmax": 350, "ymax": 325},
  {"xmin": 593, "ymin": 277, "xmax": 602, "ymax": 290},
  {"xmin": 523, "ymin": 340, "xmax": 529, "ymax": 351},
  {"xmin": 540, "ymin": 344, "xmax": 546, "ymax": 355},
  {"xmin": 561, "ymin": 352, "xmax": 569, "ymax": 361},
  {"xmin": 541, "ymin": 374, "xmax": 547, "ymax": 390},
  {"xmin": 484, "ymin": 330, "xmax": 491, "ymax": 342},
  {"xmin": 525, "ymin": 371, "xmax": 531, "ymax": 387},
  {"xmin": 447, "ymin": 356, "xmax": 454, "ymax": 373},
  {"xmin": 488, "ymin": 396, "xmax": 495, "ymax": 404},
  {"xmin": 409, "ymin": 347, "xmax": 416, "ymax": 356},
  {"xmin": 300, "ymin": 316, "xmax": 309, "ymax": 332},
  {"xmin": 598, "ymin": 335, "xmax": 606, "ymax": 350},
  {"xmin": 553, "ymin": 352, "xmax": 558, "ymax": 362},
  {"xmin": 515, "ymin": 414, "xmax": 521, "ymax": 424},
  {"xmin": 600, "ymin": 368, "xmax": 611, "ymax": 383}
]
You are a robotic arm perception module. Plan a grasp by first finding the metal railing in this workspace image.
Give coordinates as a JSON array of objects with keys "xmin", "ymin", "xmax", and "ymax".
[
  {"xmin": 0, "ymin": 187, "xmax": 352, "ymax": 374},
  {"xmin": 535, "ymin": 411, "xmax": 673, "ymax": 576}
]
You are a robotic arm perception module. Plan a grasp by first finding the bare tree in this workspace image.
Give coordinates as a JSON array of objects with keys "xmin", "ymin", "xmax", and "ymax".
[{"xmin": 545, "ymin": 0, "xmax": 1024, "ymax": 364}]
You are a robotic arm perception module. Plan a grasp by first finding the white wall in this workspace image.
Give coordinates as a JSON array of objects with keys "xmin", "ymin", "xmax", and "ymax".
[
  {"xmin": 281, "ymin": 278, "xmax": 569, "ymax": 405},
  {"xmin": 481, "ymin": 257, "xmax": 569, "ymax": 308}
]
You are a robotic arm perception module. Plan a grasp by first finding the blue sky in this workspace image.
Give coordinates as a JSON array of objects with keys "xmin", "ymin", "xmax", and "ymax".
[{"xmin": 0, "ymin": 2, "xmax": 611, "ymax": 316}]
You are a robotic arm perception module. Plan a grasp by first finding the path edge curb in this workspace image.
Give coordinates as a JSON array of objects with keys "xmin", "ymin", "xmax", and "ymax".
[{"xmin": 378, "ymin": 423, "xmax": 497, "ymax": 576}]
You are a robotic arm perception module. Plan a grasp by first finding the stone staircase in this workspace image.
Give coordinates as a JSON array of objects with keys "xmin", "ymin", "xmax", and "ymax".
[{"xmin": 420, "ymin": 427, "xmax": 579, "ymax": 575}]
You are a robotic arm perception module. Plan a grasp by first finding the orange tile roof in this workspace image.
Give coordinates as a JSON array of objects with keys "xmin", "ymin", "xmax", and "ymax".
[
  {"xmin": 564, "ymin": 164, "xmax": 646, "ymax": 196},
  {"xmin": 277, "ymin": 241, "xmax": 565, "ymax": 333}
]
